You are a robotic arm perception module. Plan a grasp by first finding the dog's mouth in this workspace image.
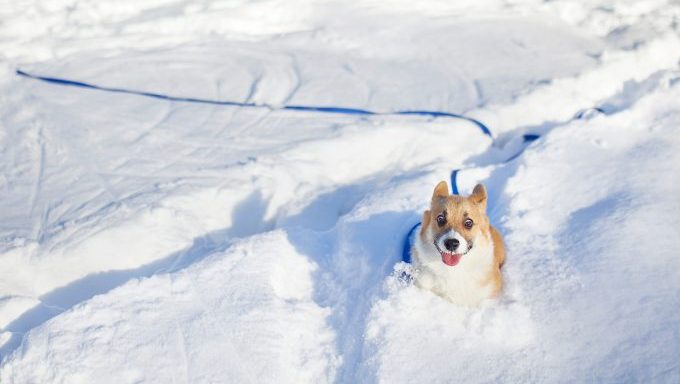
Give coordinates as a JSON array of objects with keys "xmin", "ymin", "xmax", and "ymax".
[
  {"xmin": 433, "ymin": 235, "xmax": 472, "ymax": 267},
  {"xmin": 440, "ymin": 252, "xmax": 462, "ymax": 266}
]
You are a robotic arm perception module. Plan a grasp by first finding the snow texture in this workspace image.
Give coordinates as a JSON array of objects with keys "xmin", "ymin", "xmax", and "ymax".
[{"xmin": 1, "ymin": 0, "xmax": 679, "ymax": 383}]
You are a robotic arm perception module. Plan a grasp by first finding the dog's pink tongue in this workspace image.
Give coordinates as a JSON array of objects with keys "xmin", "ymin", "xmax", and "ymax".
[{"xmin": 441, "ymin": 253, "xmax": 461, "ymax": 266}]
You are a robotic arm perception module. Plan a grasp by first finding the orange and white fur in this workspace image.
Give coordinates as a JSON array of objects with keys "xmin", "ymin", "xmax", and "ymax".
[{"xmin": 411, "ymin": 181, "xmax": 505, "ymax": 306}]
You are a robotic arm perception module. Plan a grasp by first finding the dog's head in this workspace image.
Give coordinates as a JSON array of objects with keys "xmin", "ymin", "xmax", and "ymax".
[{"xmin": 420, "ymin": 181, "xmax": 490, "ymax": 267}]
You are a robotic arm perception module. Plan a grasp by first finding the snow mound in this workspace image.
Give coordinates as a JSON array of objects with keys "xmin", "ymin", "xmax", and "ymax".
[
  {"xmin": 2, "ymin": 231, "xmax": 339, "ymax": 383},
  {"xmin": 363, "ymin": 76, "xmax": 680, "ymax": 382}
]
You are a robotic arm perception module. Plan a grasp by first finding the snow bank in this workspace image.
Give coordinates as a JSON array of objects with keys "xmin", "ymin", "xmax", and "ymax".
[
  {"xmin": 363, "ymin": 74, "xmax": 680, "ymax": 383},
  {"xmin": 1, "ymin": 231, "xmax": 339, "ymax": 383}
]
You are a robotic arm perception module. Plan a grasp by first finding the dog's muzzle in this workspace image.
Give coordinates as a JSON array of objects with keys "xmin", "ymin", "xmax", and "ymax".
[{"xmin": 434, "ymin": 231, "xmax": 472, "ymax": 267}]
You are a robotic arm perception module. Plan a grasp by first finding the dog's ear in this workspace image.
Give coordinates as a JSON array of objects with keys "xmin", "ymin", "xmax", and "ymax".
[
  {"xmin": 432, "ymin": 181, "xmax": 449, "ymax": 201},
  {"xmin": 470, "ymin": 183, "xmax": 487, "ymax": 210}
]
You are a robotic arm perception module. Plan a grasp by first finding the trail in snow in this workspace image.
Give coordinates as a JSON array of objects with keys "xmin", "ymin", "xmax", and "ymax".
[
  {"xmin": 1, "ymin": 0, "xmax": 679, "ymax": 383},
  {"xmin": 365, "ymin": 76, "xmax": 680, "ymax": 382}
]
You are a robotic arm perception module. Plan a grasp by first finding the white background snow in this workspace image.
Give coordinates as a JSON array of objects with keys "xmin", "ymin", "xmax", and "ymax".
[{"xmin": 1, "ymin": 0, "xmax": 679, "ymax": 382}]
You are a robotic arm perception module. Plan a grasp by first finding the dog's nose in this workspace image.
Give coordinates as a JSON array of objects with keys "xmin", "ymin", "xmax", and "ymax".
[{"xmin": 444, "ymin": 238, "xmax": 459, "ymax": 252}]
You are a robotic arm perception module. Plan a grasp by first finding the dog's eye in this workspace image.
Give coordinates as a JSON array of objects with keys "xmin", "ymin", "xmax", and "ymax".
[
  {"xmin": 464, "ymin": 218, "xmax": 474, "ymax": 229},
  {"xmin": 436, "ymin": 214, "xmax": 446, "ymax": 227}
]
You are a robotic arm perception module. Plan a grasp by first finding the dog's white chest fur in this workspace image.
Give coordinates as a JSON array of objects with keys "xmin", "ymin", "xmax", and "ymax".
[{"xmin": 412, "ymin": 233, "xmax": 496, "ymax": 306}]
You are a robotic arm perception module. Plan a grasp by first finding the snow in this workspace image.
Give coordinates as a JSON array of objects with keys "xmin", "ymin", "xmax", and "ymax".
[
  {"xmin": 2, "ymin": 231, "xmax": 339, "ymax": 383},
  {"xmin": 1, "ymin": 0, "xmax": 679, "ymax": 382},
  {"xmin": 367, "ymin": 78, "xmax": 680, "ymax": 383}
]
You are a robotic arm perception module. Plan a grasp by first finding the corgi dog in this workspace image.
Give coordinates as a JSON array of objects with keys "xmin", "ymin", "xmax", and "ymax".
[{"xmin": 411, "ymin": 181, "xmax": 505, "ymax": 306}]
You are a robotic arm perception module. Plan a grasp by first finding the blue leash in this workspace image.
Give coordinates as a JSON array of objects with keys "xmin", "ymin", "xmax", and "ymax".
[
  {"xmin": 16, "ymin": 69, "xmax": 492, "ymax": 138},
  {"xmin": 14, "ymin": 69, "xmax": 560, "ymax": 265}
]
